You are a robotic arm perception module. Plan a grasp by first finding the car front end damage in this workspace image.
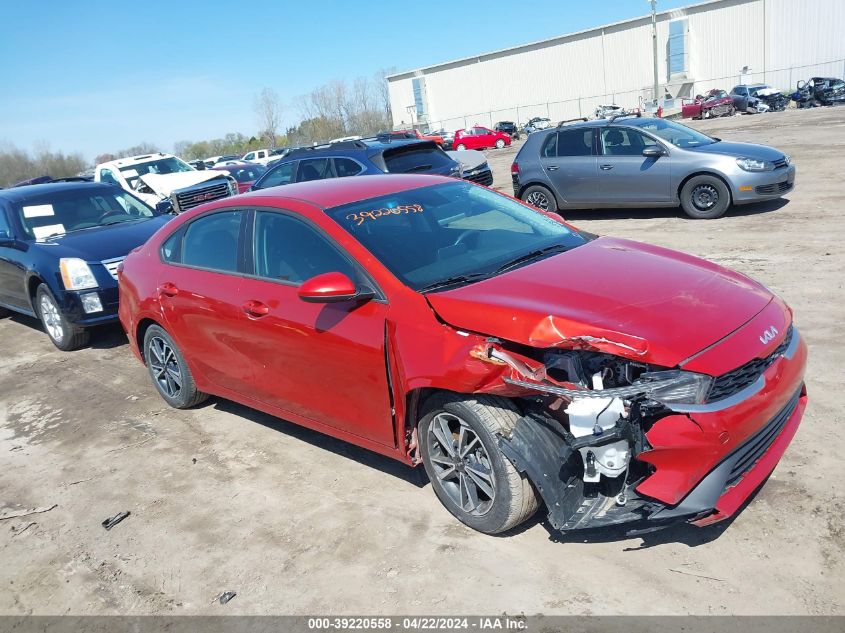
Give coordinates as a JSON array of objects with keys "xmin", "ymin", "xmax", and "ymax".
[{"xmin": 422, "ymin": 299, "xmax": 807, "ymax": 534}]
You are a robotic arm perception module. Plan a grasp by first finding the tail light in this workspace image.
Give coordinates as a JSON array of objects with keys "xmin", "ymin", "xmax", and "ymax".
[{"xmin": 511, "ymin": 162, "xmax": 519, "ymax": 175}]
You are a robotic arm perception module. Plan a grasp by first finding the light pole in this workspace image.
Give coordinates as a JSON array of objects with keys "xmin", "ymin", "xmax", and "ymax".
[
  {"xmin": 650, "ymin": 0, "xmax": 659, "ymax": 105},
  {"xmin": 406, "ymin": 105, "xmax": 416, "ymax": 131}
]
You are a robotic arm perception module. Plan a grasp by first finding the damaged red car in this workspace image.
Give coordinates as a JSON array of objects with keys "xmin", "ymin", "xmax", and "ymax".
[{"xmin": 118, "ymin": 175, "xmax": 807, "ymax": 535}]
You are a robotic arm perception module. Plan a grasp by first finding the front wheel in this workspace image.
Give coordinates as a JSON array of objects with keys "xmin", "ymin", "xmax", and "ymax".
[
  {"xmin": 521, "ymin": 184, "xmax": 556, "ymax": 212},
  {"xmin": 418, "ymin": 394, "xmax": 539, "ymax": 534},
  {"xmin": 36, "ymin": 285, "xmax": 89, "ymax": 351},
  {"xmin": 495, "ymin": 139, "xmax": 505, "ymax": 149},
  {"xmin": 143, "ymin": 324, "xmax": 208, "ymax": 409},
  {"xmin": 455, "ymin": 144, "xmax": 466, "ymax": 151},
  {"xmin": 680, "ymin": 175, "xmax": 731, "ymax": 219}
]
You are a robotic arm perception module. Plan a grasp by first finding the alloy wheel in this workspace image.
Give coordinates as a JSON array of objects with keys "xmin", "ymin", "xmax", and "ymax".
[
  {"xmin": 525, "ymin": 191, "xmax": 550, "ymax": 211},
  {"xmin": 426, "ymin": 412, "xmax": 496, "ymax": 517},
  {"xmin": 148, "ymin": 336, "xmax": 183, "ymax": 399},
  {"xmin": 691, "ymin": 183, "xmax": 719, "ymax": 210},
  {"xmin": 39, "ymin": 294, "xmax": 63, "ymax": 342}
]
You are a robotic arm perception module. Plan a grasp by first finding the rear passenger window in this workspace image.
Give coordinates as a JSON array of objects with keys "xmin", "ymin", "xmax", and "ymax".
[
  {"xmin": 296, "ymin": 158, "xmax": 333, "ymax": 183},
  {"xmin": 541, "ymin": 134, "xmax": 557, "ymax": 157},
  {"xmin": 257, "ymin": 161, "xmax": 296, "ymax": 189},
  {"xmin": 181, "ymin": 211, "xmax": 241, "ymax": 273},
  {"xmin": 334, "ymin": 158, "xmax": 362, "ymax": 177},
  {"xmin": 555, "ymin": 129, "xmax": 593, "ymax": 156},
  {"xmin": 253, "ymin": 212, "xmax": 354, "ymax": 284},
  {"xmin": 161, "ymin": 230, "xmax": 182, "ymax": 263}
]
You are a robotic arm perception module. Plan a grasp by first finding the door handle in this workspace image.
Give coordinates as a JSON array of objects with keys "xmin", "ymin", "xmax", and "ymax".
[
  {"xmin": 242, "ymin": 300, "xmax": 269, "ymax": 318},
  {"xmin": 158, "ymin": 282, "xmax": 179, "ymax": 298},
  {"xmin": 547, "ymin": 165, "xmax": 560, "ymax": 171},
  {"xmin": 600, "ymin": 164, "xmax": 614, "ymax": 170}
]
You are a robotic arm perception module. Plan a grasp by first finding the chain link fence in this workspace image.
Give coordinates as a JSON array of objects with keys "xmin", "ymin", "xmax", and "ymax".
[{"xmin": 418, "ymin": 59, "xmax": 845, "ymax": 132}]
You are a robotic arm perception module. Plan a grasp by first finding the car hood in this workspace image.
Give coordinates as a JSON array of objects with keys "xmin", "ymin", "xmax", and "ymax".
[
  {"xmin": 37, "ymin": 216, "xmax": 172, "ymax": 261},
  {"xmin": 689, "ymin": 141, "xmax": 784, "ymax": 161},
  {"xmin": 139, "ymin": 171, "xmax": 228, "ymax": 196},
  {"xmin": 425, "ymin": 236, "xmax": 773, "ymax": 368}
]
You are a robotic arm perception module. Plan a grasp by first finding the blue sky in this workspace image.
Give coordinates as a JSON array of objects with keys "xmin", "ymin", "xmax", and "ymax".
[{"xmin": 0, "ymin": 0, "xmax": 692, "ymax": 160}]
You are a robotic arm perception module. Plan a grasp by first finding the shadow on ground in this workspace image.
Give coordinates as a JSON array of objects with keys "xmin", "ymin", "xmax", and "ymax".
[{"xmin": 561, "ymin": 197, "xmax": 790, "ymax": 222}]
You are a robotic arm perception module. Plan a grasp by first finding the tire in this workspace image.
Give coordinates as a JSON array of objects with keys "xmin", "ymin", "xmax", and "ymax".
[
  {"xmin": 456, "ymin": 144, "xmax": 466, "ymax": 151},
  {"xmin": 680, "ymin": 175, "xmax": 731, "ymax": 219},
  {"xmin": 495, "ymin": 139, "xmax": 505, "ymax": 149},
  {"xmin": 703, "ymin": 108, "xmax": 712, "ymax": 119},
  {"xmin": 418, "ymin": 393, "xmax": 539, "ymax": 534},
  {"xmin": 520, "ymin": 184, "xmax": 556, "ymax": 212},
  {"xmin": 143, "ymin": 324, "xmax": 208, "ymax": 409},
  {"xmin": 35, "ymin": 284, "xmax": 89, "ymax": 351}
]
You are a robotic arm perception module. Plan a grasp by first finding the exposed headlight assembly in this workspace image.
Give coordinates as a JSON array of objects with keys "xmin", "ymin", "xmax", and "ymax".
[
  {"xmin": 59, "ymin": 258, "xmax": 98, "ymax": 290},
  {"xmin": 637, "ymin": 370, "xmax": 713, "ymax": 405},
  {"xmin": 736, "ymin": 157, "xmax": 774, "ymax": 171}
]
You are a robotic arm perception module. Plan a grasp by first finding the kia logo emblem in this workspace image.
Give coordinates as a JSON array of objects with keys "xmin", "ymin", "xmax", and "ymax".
[{"xmin": 759, "ymin": 326, "xmax": 778, "ymax": 345}]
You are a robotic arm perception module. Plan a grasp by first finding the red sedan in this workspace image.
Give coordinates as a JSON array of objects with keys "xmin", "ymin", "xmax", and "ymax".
[
  {"xmin": 682, "ymin": 89, "xmax": 736, "ymax": 119},
  {"xmin": 453, "ymin": 126, "xmax": 511, "ymax": 151},
  {"xmin": 119, "ymin": 175, "xmax": 807, "ymax": 535},
  {"xmin": 210, "ymin": 162, "xmax": 267, "ymax": 193}
]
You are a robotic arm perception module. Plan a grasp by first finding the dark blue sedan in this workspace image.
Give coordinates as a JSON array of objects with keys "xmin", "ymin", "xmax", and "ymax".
[{"xmin": 0, "ymin": 182, "xmax": 171, "ymax": 350}]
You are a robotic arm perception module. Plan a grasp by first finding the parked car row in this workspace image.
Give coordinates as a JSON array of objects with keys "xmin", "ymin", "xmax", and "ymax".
[{"xmin": 0, "ymin": 166, "xmax": 808, "ymax": 539}]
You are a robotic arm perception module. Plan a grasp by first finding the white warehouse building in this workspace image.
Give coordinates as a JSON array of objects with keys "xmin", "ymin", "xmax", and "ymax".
[{"xmin": 387, "ymin": 0, "xmax": 845, "ymax": 131}]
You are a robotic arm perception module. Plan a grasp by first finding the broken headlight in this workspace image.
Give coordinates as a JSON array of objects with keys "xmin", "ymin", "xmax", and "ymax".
[{"xmin": 638, "ymin": 370, "xmax": 713, "ymax": 405}]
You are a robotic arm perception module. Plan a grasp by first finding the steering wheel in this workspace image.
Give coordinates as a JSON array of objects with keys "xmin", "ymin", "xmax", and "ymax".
[
  {"xmin": 98, "ymin": 210, "xmax": 127, "ymax": 223},
  {"xmin": 453, "ymin": 229, "xmax": 481, "ymax": 247}
]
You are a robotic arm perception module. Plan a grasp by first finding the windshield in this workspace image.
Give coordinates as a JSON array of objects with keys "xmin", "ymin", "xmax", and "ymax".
[
  {"xmin": 15, "ymin": 188, "xmax": 156, "ymax": 240},
  {"xmin": 325, "ymin": 181, "xmax": 588, "ymax": 291},
  {"xmin": 119, "ymin": 157, "xmax": 193, "ymax": 188},
  {"xmin": 628, "ymin": 118, "xmax": 717, "ymax": 148}
]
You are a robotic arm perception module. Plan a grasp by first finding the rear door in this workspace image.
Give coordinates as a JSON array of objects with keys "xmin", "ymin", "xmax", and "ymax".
[
  {"xmin": 157, "ymin": 210, "xmax": 255, "ymax": 393},
  {"xmin": 539, "ymin": 128, "xmax": 597, "ymax": 204},
  {"xmin": 237, "ymin": 209, "xmax": 395, "ymax": 446},
  {"xmin": 0, "ymin": 205, "xmax": 28, "ymax": 310},
  {"xmin": 597, "ymin": 127, "xmax": 672, "ymax": 203}
]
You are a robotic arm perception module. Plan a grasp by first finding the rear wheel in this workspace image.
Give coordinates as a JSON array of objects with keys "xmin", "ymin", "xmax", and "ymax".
[
  {"xmin": 143, "ymin": 324, "xmax": 208, "ymax": 409},
  {"xmin": 680, "ymin": 175, "xmax": 731, "ymax": 219},
  {"xmin": 495, "ymin": 139, "xmax": 505, "ymax": 149},
  {"xmin": 456, "ymin": 144, "xmax": 467, "ymax": 151},
  {"xmin": 418, "ymin": 394, "xmax": 539, "ymax": 534},
  {"xmin": 35, "ymin": 285, "xmax": 89, "ymax": 351},
  {"xmin": 521, "ymin": 184, "xmax": 556, "ymax": 212}
]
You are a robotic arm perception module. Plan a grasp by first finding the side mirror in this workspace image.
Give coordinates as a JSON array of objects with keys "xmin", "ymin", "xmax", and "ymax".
[
  {"xmin": 0, "ymin": 229, "xmax": 14, "ymax": 246},
  {"xmin": 298, "ymin": 272, "xmax": 373, "ymax": 304},
  {"xmin": 642, "ymin": 146, "xmax": 666, "ymax": 158}
]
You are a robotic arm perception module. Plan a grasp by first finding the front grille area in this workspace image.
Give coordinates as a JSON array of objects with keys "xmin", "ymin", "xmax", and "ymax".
[
  {"xmin": 755, "ymin": 180, "xmax": 793, "ymax": 195},
  {"xmin": 174, "ymin": 181, "xmax": 230, "ymax": 213},
  {"xmin": 724, "ymin": 387, "xmax": 802, "ymax": 489},
  {"xmin": 707, "ymin": 325, "xmax": 794, "ymax": 402},
  {"xmin": 464, "ymin": 168, "xmax": 494, "ymax": 186},
  {"xmin": 101, "ymin": 257, "xmax": 125, "ymax": 280}
]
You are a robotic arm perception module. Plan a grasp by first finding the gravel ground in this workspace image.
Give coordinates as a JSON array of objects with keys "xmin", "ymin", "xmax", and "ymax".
[{"xmin": 1, "ymin": 106, "xmax": 843, "ymax": 615}]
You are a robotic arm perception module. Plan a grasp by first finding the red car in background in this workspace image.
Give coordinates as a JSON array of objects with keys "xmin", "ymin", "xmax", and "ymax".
[
  {"xmin": 119, "ymin": 175, "xmax": 807, "ymax": 537},
  {"xmin": 211, "ymin": 163, "xmax": 267, "ymax": 193},
  {"xmin": 453, "ymin": 126, "xmax": 511, "ymax": 150},
  {"xmin": 682, "ymin": 89, "xmax": 736, "ymax": 119}
]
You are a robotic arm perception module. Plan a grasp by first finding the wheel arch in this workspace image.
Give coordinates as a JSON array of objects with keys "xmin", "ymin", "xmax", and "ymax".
[
  {"xmin": 516, "ymin": 180, "xmax": 561, "ymax": 208},
  {"xmin": 135, "ymin": 317, "xmax": 163, "ymax": 364},
  {"xmin": 26, "ymin": 273, "xmax": 48, "ymax": 311}
]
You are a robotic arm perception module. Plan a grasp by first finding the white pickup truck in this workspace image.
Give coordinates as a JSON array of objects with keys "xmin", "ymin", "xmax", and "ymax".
[
  {"xmin": 94, "ymin": 153, "xmax": 238, "ymax": 213},
  {"xmin": 240, "ymin": 148, "xmax": 286, "ymax": 166}
]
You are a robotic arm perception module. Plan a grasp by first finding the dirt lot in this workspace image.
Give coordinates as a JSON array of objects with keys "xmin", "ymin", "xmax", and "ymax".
[{"xmin": 1, "ymin": 107, "xmax": 843, "ymax": 615}]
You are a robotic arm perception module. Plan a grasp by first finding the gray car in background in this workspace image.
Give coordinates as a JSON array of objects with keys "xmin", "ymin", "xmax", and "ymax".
[{"xmin": 511, "ymin": 115, "xmax": 796, "ymax": 219}]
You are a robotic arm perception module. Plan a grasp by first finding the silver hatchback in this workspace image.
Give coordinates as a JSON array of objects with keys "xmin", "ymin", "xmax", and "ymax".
[{"xmin": 512, "ymin": 115, "xmax": 795, "ymax": 219}]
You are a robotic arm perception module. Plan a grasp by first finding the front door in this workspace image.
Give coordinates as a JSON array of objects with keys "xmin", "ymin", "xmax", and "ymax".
[
  {"xmin": 238, "ymin": 210, "xmax": 395, "ymax": 447},
  {"xmin": 596, "ymin": 127, "xmax": 672, "ymax": 203},
  {"xmin": 158, "ymin": 210, "xmax": 254, "ymax": 393},
  {"xmin": 540, "ymin": 128, "xmax": 598, "ymax": 204}
]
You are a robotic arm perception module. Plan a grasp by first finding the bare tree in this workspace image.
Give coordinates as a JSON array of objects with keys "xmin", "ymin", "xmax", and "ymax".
[{"xmin": 254, "ymin": 88, "xmax": 283, "ymax": 148}]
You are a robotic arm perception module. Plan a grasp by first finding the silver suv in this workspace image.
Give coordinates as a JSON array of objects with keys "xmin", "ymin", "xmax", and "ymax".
[{"xmin": 511, "ymin": 115, "xmax": 795, "ymax": 219}]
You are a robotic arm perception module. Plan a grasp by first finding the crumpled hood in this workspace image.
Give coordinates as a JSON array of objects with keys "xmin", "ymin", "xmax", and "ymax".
[
  {"xmin": 754, "ymin": 87, "xmax": 781, "ymax": 97},
  {"xmin": 446, "ymin": 149, "xmax": 487, "ymax": 171},
  {"xmin": 425, "ymin": 237, "xmax": 774, "ymax": 368},
  {"xmin": 139, "ymin": 171, "xmax": 229, "ymax": 196},
  {"xmin": 690, "ymin": 141, "xmax": 785, "ymax": 161}
]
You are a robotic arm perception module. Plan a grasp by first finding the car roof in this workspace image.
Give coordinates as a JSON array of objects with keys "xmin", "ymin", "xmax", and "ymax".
[
  {"xmin": 0, "ymin": 181, "xmax": 116, "ymax": 203},
  {"xmin": 204, "ymin": 174, "xmax": 455, "ymax": 211},
  {"xmin": 97, "ymin": 153, "xmax": 174, "ymax": 168}
]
